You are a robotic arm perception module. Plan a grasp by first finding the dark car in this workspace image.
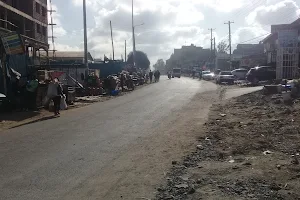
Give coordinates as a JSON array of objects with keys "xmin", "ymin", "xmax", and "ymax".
[
  {"xmin": 0, "ymin": 93, "xmax": 9, "ymax": 112},
  {"xmin": 246, "ymin": 66, "xmax": 276, "ymax": 84}
]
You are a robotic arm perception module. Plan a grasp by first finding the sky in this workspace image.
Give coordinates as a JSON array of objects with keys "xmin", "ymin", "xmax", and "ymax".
[{"xmin": 48, "ymin": 0, "xmax": 300, "ymax": 64}]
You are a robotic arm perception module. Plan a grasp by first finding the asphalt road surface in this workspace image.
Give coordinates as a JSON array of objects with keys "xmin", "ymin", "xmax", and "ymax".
[{"xmin": 0, "ymin": 78, "xmax": 259, "ymax": 200}]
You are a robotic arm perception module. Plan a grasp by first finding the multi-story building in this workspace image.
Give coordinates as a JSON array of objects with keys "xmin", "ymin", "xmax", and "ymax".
[
  {"xmin": 262, "ymin": 18, "xmax": 300, "ymax": 79},
  {"xmin": 0, "ymin": 0, "xmax": 48, "ymax": 56},
  {"xmin": 166, "ymin": 44, "xmax": 211, "ymax": 71}
]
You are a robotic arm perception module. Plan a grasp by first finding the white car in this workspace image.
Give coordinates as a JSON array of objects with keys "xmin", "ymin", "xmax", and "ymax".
[
  {"xmin": 231, "ymin": 68, "xmax": 248, "ymax": 80},
  {"xmin": 202, "ymin": 71, "xmax": 215, "ymax": 80},
  {"xmin": 216, "ymin": 71, "xmax": 235, "ymax": 84}
]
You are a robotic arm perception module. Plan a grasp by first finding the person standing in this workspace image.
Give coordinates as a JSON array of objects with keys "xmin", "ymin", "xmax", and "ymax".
[
  {"xmin": 157, "ymin": 70, "xmax": 161, "ymax": 81},
  {"xmin": 149, "ymin": 70, "xmax": 153, "ymax": 83},
  {"xmin": 53, "ymin": 78, "xmax": 63, "ymax": 115},
  {"xmin": 25, "ymin": 75, "xmax": 39, "ymax": 110}
]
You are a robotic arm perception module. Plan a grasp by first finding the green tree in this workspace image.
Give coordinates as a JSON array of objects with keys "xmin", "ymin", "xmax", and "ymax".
[
  {"xmin": 127, "ymin": 51, "xmax": 150, "ymax": 69},
  {"xmin": 153, "ymin": 59, "xmax": 165, "ymax": 71}
]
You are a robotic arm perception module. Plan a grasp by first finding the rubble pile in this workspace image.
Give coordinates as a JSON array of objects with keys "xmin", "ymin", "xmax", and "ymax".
[{"xmin": 156, "ymin": 91, "xmax": 300, "ymax": 200}]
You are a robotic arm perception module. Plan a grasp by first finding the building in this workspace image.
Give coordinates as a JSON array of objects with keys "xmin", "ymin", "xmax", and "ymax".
[
  {"xmin": 166, "ymin": 44, "xmax": 211, "ymax": 71},
  {"xmin": 262, "ymin": 18, "xmax": 300, "ymax": 79},
  {"xmin": 0, "ymin": 0, "xmax": 49, "ymax": 54},
  {"xmin": 233, "ymin": 44, "xmax": 264, "ymax": 57},
  {"xmin": 232, "ymin": 44, "xmax": 266, "ymax": 69}
]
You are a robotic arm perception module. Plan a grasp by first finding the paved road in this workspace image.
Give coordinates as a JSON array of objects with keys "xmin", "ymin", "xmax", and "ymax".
[
  {"xmin": 0, "ymin": 78, "xmax": 260, "ymax": 200},
  {"xmin": 0, "ymin": 77, "xmax": 213, "ymax": 200}
]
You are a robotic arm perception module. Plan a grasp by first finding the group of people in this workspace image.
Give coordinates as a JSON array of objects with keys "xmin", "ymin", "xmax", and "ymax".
[{"xmin": 148, "ymin": 70, "xmax": 161, "ymax": 83}]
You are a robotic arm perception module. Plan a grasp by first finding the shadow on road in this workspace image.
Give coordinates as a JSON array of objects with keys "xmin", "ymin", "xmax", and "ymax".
[
  {"xmin": 0, "ymin": 111, "xmax": 40, "ymax": 122},
  {"xmin": 9, "ymin": 115, "xmax": 57, "ymax": 129}
]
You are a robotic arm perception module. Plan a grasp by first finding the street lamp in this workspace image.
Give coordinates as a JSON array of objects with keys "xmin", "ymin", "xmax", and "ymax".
[{"xmin": 132, "ymin": 23, "xmax": 144, "ymax": 67}]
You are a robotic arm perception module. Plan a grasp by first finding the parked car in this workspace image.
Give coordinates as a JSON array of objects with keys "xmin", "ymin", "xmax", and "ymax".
[
  {"xmin": 202, "ymin": 71, "xmax": 215, "ymax": 80},
  {"xmin": 232, "ymin": 68, "xmax": 248, "ymax": 80},
  {"xmin": 0, "ymin": 93, "xmax": 9, "ymax": 112},
  {"xmin": 216, "ymin": 71, "xmax": 235, "ymax": 84},
  {"xmin": 246, "ymin": 66, "xmax": 276, "ymax": 84}
]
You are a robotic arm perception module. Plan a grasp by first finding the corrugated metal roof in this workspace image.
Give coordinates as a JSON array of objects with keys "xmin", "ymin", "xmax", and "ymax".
[{"xmin": 44, "ymin": 51, "xmax": 85, "ymax": 58}]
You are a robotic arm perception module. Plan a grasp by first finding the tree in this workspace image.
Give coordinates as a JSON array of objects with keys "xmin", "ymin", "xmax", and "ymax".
[
  {"xmin": 153, "ymin": 59, "xmax": 165, "ymax": 71},
  {"xmin": 127, "ymin": 51, "xmax": 150, "ymax": 69},
  {"xmin": 217, "ymin": 40, "xmax": 229, "ymax": 53}
]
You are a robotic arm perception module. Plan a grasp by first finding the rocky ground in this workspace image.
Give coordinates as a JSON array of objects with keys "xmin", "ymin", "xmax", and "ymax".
[{"xmin": 156, "ymin": 90, "xmax": 300, "ymax": 200}]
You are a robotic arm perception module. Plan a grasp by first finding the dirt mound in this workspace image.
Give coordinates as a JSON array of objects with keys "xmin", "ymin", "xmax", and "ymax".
[{"xmin": 156, "ymin": 91, "xmax": 300, "ymax": 200}]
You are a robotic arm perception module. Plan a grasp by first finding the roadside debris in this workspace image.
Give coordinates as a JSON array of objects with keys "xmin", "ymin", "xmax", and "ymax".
[
  {"xmin": 156, "ymin": 90, "xmax": 300, "ymax": 200},
  {"xmin": 263, "ymin": 150, "xmax": 273, "ymax": 155}
]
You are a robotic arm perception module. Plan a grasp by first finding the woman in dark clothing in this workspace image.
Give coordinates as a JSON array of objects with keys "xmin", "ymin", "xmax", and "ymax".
[{"xmin": 53, "ymin": 78, "xmax": 63, "ymax": 115}]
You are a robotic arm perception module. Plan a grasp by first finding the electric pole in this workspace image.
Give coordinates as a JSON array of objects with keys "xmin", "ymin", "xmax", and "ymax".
[
  {"xmin": 125, "ymin": 40, "xmax": 127, "ymax": 62},
  {"xmin": 224, "ymin": 21, "xmax": 234, "ymax": 69},
  {"xmin": 208, "ymin": 28, "xmax": 215, "ymax": 68},
  {"xmin": 83, "ymin": 0, "xmax": 88, "ymax": 72},
  {"xmin": 208, "ymin": 28, "xmax": 215, "ymax": 53},
  {"xmin": 110, "ymin": 20, "xmax": 115, "ymax": 61},
  {"xmin": 132, "ymin": 0, "xmax": 135, "ymax": 66},
  {"xmin": 213, "ymin": 37, "xmax": 216, "ymax": 69}
]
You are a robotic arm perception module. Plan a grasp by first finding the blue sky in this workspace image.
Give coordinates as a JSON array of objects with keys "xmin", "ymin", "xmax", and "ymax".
[{"xmin": 48, "ymin": 0, "xmax": 300, "ymax": 64}]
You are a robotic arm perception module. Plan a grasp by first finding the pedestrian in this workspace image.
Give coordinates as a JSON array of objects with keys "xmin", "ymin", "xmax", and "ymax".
[
  {"xmin": 25, "ymin": 75, "xmax": 39, "ymax": 111},
  {"xmin": 149, "ymin": 70, "xmax": 153, "ymax": 83},
  {"xmin": 120, "ymin": 73, "xmax": 125, "ymax": 92},
  {"xmin": 47, "ymin": 77, "xmax": 63, "ymax": 116},
  {"xmin": 157, "ymin": 70, "xmax": 161, "ymax": 81}
]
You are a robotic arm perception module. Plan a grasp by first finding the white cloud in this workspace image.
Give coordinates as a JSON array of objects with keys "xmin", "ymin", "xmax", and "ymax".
[
  {"xmin": 61, "ymin": 0, "xmax": 300, "ymax": 63},
  {"xmin": 246, "ymin": 0, "xmax": 300, "ymax": 26},
  {"xmin": 47, "ymin": 2, "xmax": 67, "ymax": 37},
  {"xmin": 49, "ymin": 43, "xmax": 81, "ymax": 52}
]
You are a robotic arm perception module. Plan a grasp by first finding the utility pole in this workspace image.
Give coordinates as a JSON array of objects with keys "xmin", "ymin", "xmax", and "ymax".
[
  {"xmin": 208, "ymin": 28, "xmax": 215, "ymax": 53},
  {"xmin": 224, "ymin": 21, "xmax": 234, "ymax": 69},
  {"xmin": 125, "ymin": 40, "xmax": 127, "ymax": 62},
  {"xmin": 132, "ymin": 0, "xmax": 135, "ymax": 66},
  {"xmin": 208, "ymin": 28, "xmax": 215, "ymax": 68},
  {"xmin": 213, "ymin": 37, "xmax": 216, "ymax": 69},
  {"xmin": 83, "ymin": 0, "xmax": 88, "ymax": 72},
  {"xmin": 110, "ymin": 20, "xmax": 115, "ymax": 61}
]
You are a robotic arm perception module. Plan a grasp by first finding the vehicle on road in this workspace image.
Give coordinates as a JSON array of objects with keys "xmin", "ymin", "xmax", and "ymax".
[
  {"xmin": 172, "ymin": 68, "xmax": 181, "ymax": 78},
  {"xmin": 202, "ymin": 71, "xmax": 215, "ymax": 80},
  {"xmin": 216, "ymin": 71, "xmax": 235, "ymax": 84},
  {"xmin": 232, "ymin": 68, "xmax": 248, "ymax": 80},
  {"xmin": 246, "ymin": 66, "xmax": 276, "ymax": 84},
  {"xmin": 0, "ymin": 93, "xmax": 9, "ymax": 112},
  {"xmin": 168, "ymin": 72, "xmax": 172, "ymax": 79}
]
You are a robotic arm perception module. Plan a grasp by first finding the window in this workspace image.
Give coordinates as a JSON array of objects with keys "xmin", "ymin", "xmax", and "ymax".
[
  {"xmin": 42, "ymin": 7, "xmax": 46, "ymax": 17},
  {"xmin": 36, "ymin": 2, "xmax": 40, "ymax": 14},
  {"xmin": 36, "ymin": 24, "xmax": 41, "ymax": 33}
]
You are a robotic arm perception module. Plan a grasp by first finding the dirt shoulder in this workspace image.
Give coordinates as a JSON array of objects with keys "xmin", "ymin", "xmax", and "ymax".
[{"xmin": 156, "ymin": 90, "xmax": 300, "ymax": 200}]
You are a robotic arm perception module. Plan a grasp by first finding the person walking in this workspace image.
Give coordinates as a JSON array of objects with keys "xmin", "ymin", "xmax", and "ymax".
[
  {"xmin": 47, "ymin": 78, "xmax": 63, "ymax": 116},
  {"xmin": 149, "ymin": 70, "xmax": 153, "ymax": 83}
]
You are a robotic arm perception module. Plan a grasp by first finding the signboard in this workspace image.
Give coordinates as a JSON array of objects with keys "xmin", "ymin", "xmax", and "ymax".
[
  {"xmin": 1, "ymin": 32, "xmax": 24, "ymax": 55},
  {"xmin": 278, "ymin": 30, "xmax": 298, "ymax": 48}
]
